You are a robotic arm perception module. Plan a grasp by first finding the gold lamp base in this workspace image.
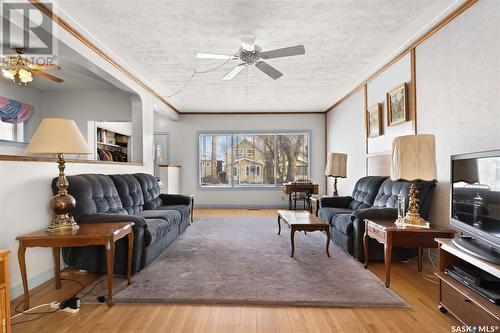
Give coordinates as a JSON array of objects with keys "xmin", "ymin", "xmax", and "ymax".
[
  {"xmin": 394, "ymin": 182, "xmax": 430, "ymax": 229},
  {"xmin": 47, "ymin": 153, "xmax": 79, "ymax": 233}
]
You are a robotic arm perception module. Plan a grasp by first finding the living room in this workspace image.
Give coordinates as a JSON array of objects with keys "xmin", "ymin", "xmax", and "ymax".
[{"xmin": 0, "ymin": 0, "xmax": 499, "ymax": 332}]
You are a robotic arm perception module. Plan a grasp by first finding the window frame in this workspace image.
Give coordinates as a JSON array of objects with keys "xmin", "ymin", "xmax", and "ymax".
[{"xmin": 197, "ymin": 130, "xmax": 311, "ymax": 189}]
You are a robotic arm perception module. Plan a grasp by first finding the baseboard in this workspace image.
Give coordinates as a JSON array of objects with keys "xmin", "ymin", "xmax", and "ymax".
[
  {"xmin": 195, "ymin": 204, "xmax": 289, "ymax": 209},
  {"xmin": 10, "ymin": 267, "xmax": 54, "ymax": 299}
]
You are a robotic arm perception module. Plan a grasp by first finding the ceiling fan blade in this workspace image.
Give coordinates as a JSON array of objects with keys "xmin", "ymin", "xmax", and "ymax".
[
  {"xmin": 29, "ymin": 64, "xmax": 61, "ymax": 70},
  {"xmin": 260, "ymin": 45, "xmax": 305, "ymax": 59},
  {"xmin": 255, "ymin": 61, "xmax": 283, "ymax": 80},
  {"xmin": 31, "ymin": 69, "xmax": 64, "ymax": 83},
  {"xmin": 240, "ymin": 30, "xmax": 255, "ymax": 52},
  {"xmin": 196, "ymin": 53, "xmax": 237, "ymax": 60},
  {"xmin": 222, "ymin": 63, "xmax": 246, "ymax": 81}
]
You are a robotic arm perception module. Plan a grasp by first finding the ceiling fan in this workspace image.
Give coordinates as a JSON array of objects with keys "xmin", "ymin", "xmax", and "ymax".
[
  {"xmin": 196, "ymin": 32, "xmax": 305, "ymax": 81},
  {"xmin": 1, "ymin": 48, "xmax": 63, "ymax": 85}
]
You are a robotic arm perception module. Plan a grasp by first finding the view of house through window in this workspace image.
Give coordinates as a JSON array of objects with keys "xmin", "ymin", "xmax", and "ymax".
[{"xmin": 199, "ymin": 132, "xmax": 309, "ymax": 187}]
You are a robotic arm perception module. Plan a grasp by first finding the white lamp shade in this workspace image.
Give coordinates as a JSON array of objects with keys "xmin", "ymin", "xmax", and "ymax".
[
  {"xmin": 26, "ymin": 118, "xmax": 91, "ymax": 154},
  {"xmin": 390, "ymin": 134, "xmax": 437, "ymax": 181},
  {"xmin": 325, "ymin": 153, "xmax": 347, "ymax": 178}
]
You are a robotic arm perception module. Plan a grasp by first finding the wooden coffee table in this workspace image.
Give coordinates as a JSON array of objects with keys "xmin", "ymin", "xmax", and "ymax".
[
  {"xmin": 16, "ymin": 222, "xmax": 134, "ymax": 309},
  {"xmin": 277, "ymin": 210, "xmax": 331, "ymax": 257}
]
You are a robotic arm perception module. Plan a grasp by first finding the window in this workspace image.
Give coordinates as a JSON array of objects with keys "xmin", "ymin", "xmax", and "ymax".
[
  {"xmin": 199, "ymin": 132, "xmax": 310, "ymax": 187},
  {"xmin": 0, "ymin": 121, "xmax": 23, "ymax": 142}
]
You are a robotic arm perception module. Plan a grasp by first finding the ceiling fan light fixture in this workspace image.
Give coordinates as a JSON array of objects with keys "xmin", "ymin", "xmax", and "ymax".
[{"xmin": 18, "ymin": 68, "xmax": 33, "ymax": 84}]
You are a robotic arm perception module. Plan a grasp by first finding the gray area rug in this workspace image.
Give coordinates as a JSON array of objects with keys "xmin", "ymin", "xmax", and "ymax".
[{"xmin": 111, "ymin": 216, "xmax": 409, "ymax": 308}]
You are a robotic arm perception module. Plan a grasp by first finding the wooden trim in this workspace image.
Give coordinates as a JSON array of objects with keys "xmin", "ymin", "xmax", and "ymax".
[
  {"xmin": 325, "ymin": 0, "xmax": 478, "ymax": 113},
  {"xmin": 180, "ymin": 111, "xmax": 325, "ymax": 115},
  {"xmin": 28, "ymin": 0, "xmax": 180, "ymax": 115},
  {"xmin": 0, "ymin": 154, "xmax": 143, "ymax": 166},
  {"xmin": 410, "ymin": 48, "xmax": 417, "ymax": 134},
  {"xmin": 364, "ymin": 84, "xmax": 368, "ymax": 175}
]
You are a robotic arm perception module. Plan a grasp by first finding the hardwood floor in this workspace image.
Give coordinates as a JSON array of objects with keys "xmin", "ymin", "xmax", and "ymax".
[{"xmin": 10, "ymin": 208, "xmax": 458, "ymax": 332}]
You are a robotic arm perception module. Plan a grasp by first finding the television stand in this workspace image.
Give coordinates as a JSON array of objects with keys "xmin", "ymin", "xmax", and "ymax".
[
  {"xmin": 452, "ymin": 236, "xmax": 500, "ymax": 265},
  {"xmin": 435, "ymin": 238, "xmax": 500, "ymax": 326}
]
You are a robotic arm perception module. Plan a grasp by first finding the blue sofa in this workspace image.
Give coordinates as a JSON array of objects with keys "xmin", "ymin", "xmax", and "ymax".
[
  {"xmin": 318, "ymin": 176, "xmax": 436, "ymax": 261},
  {"xmin": 51, "ymin": 173, "xmax": 193, "ymax": 274}
]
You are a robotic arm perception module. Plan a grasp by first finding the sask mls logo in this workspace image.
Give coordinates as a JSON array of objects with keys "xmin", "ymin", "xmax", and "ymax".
[{"xmin": 1, "ymin": 0, "xmax": 57, "ymax": 61}]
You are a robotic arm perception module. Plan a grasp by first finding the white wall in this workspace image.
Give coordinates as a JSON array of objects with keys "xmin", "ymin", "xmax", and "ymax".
[
  {"xmin": 155, "ymin": 113, "xmax": 326, "ymax": 207},
  {"xmin": 40, "ymin": 89, "xmax": 133, "ymax": 137},
  {"xmin": 325, "ymin": 90, "xmax": 365, "ymax": 196},
  {"xmin": 325, "ymin": 0, "xmax": 499, "ymax": 229},
  {"xmin": 416, "ymin": 0, "xmax": 500, "ymax": 227},
  {"xmin": 0, "ymin": 12, "xmax": 162, "ymax": 297}
]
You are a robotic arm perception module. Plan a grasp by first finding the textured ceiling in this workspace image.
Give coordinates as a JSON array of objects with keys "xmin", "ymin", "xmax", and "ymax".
[{"xmin": 57, "ymin": 0, "xmax": 459, "ymax": 113}]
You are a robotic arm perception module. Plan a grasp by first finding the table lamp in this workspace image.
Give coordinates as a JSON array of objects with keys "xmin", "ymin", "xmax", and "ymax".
[
  {"xmin": 391, "ymin": 134, "xmax": 437, "ymax": 227},
  {"xmin": 325, "ymin": 153, "xmax": 347, "ymax": 196},
  {"xmin": 26, "ymin": 118, "xmax": 91, "ymax": 232}
]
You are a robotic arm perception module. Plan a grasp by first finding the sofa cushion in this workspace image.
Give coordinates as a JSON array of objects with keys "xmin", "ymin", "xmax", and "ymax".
[
  {"xmin": 135, "ymin": 209, "xmax": 181, "ymax": 226},
  {"xmin": 133, "ymin": 173, "xmax": 162, "ymax": 209},
  {"xmin": 349, "ymin": 176, "xmax": 387, "ymax": 210},
  {"xmin": 110, "ymin": 174, "xmax": 144, "ymax": 215},
  {"xmin": 143, "ymin": 218, "xmax": 173, "ymax": 246},
  {"xmin": 373, "ymin": 178, "xmax": 410, "ymax": 208},
  {"xmin": 332, "ymin": 214, "xmax": 354, "ymax": 235},
  {"xmin": 318, "ymin": 207, "xmax": 354, "ymax": 225},
  {"xmin": 158, "ymin": 205, "xmax": 191, "ymax": 221},
  {"xmin": 55, "ymin": 174, "xmax": 127, "ymax": 220}
]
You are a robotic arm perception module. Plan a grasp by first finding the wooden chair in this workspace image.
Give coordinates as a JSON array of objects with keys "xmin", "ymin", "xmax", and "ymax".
[{"xmin": 291, "ymin": 179, "xmax": 313, "ymax": 210}]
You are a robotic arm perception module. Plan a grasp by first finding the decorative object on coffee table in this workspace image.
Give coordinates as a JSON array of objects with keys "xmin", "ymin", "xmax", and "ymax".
[
  {"xmin": 391, "ymin": 134, "xmax": 437, "ymax": 227},
  {"xmin": 26, "ymin": 118, "xmax": 91, "ymax": 232},
  {"xmin": 325, "ymin": 152, "xmax": 347, "ymax": 196},
  {"xmin": 363, "ymin": 219, "xmax": 454, "ymax": 287},
  {"xmin": 277, "ymin": 210, "xmax": 330, "ymax": 257},
  {"xmin": 386, "ymin": 82, "xmax": 408, "ymax": 126},
  {"xmin": 16, "ymin": 222, "xmax": 134, "ymax": 309},
  {"xmin": 366, "ymin": 103, "xmax": 383, "ymax": 137}
]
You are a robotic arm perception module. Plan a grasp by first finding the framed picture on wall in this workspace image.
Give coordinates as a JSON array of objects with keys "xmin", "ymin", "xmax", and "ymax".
[
  {"xmin": 366, "ymin": 103, "xmax": 382, "ymax": 138},
  {"xmin": 386, "ymin": 82, "xmax": 408, "ymax": 126}
]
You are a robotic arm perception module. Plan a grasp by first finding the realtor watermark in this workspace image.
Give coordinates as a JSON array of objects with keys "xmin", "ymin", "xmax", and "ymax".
[
  {"xmin": 1, "ymin": 0, "xmax": 58, "ymax": 65},
  {"xmin": 452, "ymin": 325, "xmax": 499, "ymax": 333}
]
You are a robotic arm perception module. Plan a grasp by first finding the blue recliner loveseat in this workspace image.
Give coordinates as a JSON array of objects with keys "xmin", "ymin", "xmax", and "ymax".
[{"xmin": 318, "ymin": 176, "xmax": 436, "ymax": 261}]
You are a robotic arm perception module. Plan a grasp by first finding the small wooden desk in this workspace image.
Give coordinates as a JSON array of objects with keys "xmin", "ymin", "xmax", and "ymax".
[
  {"xmin": 16, "ymin": 222, "xmax": 134, "ymax": 309},
  {"xmin": 277, "ymin": 210, "xmax": 330, "ymax": 257},
  {"xmin": 363, "ymin": 219, "xmax": 454, "ymax": 287},
  {"xmin": 282, "ymin": 183, "xmax": 319, "ymax": 210}
]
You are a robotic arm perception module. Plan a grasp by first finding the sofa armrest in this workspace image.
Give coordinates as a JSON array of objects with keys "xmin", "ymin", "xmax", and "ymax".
[
  {"xmin": 75, "ymin": 213, "xmax": 146, "ymax": 273},
  {"xmin": 352, "ymin": 207, "xmax": 398, "ymax": 222},
  {"xmin": 159, "ymin": 194, "xmax": 192, "ymax": 206},
  {"xmin": 78, "ymin": 213, "xmax": 146, "ymax": 230},
  {"xmin": 319, "ymin": 196, "xmax": 353, "ymax": 209}
]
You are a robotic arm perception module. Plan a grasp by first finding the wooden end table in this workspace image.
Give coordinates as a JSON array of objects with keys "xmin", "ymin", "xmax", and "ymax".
[
  {"xmin": 16, "ymin": 222, "xmax": 134, "ymax": 309},
  {"xmin": 363, "ymin": 219, "xmax": 454, "ymax": 287},
  {"xmin": 277, "ymin": 210, "xmax": 331, "ymax": 257}
]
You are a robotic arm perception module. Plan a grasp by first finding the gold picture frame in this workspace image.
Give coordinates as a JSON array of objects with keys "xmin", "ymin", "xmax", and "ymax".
[
  {"xmin": 366, "ymin": 103, "xmax": 382, "ymax": 138},
  {"xmin": 386, "ymin": 82, "xmax": 408, "ymax": 126}
]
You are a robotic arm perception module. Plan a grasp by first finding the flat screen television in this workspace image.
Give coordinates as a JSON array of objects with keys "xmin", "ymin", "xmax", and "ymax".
[{"xmin": 450, "ymin": 150, "xmax": 500, "ymax": 264}]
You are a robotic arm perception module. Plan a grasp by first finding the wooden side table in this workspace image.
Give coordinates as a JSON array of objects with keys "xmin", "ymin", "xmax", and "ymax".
[
  {"xmin": 363, "ymin": 219, "xmax": 454, "ymax": 287},
  {"xmin": 0, "ymin": 251, "xmax": 11, "ymax": 333},
  {"xmin": 16, "ymin": 222, "xmax": 134, "ymax": 309}
]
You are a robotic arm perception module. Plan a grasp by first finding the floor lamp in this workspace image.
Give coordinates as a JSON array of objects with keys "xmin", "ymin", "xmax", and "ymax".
[{"xmin": 325, "ymin": 153, "xmax": 347, "ymax": 197}]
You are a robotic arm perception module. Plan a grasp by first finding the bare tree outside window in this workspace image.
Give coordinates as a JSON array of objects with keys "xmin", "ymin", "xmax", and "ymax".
[{"xmin": 199, "ymin": 132, "xmax": 309, "ymax": 187}]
